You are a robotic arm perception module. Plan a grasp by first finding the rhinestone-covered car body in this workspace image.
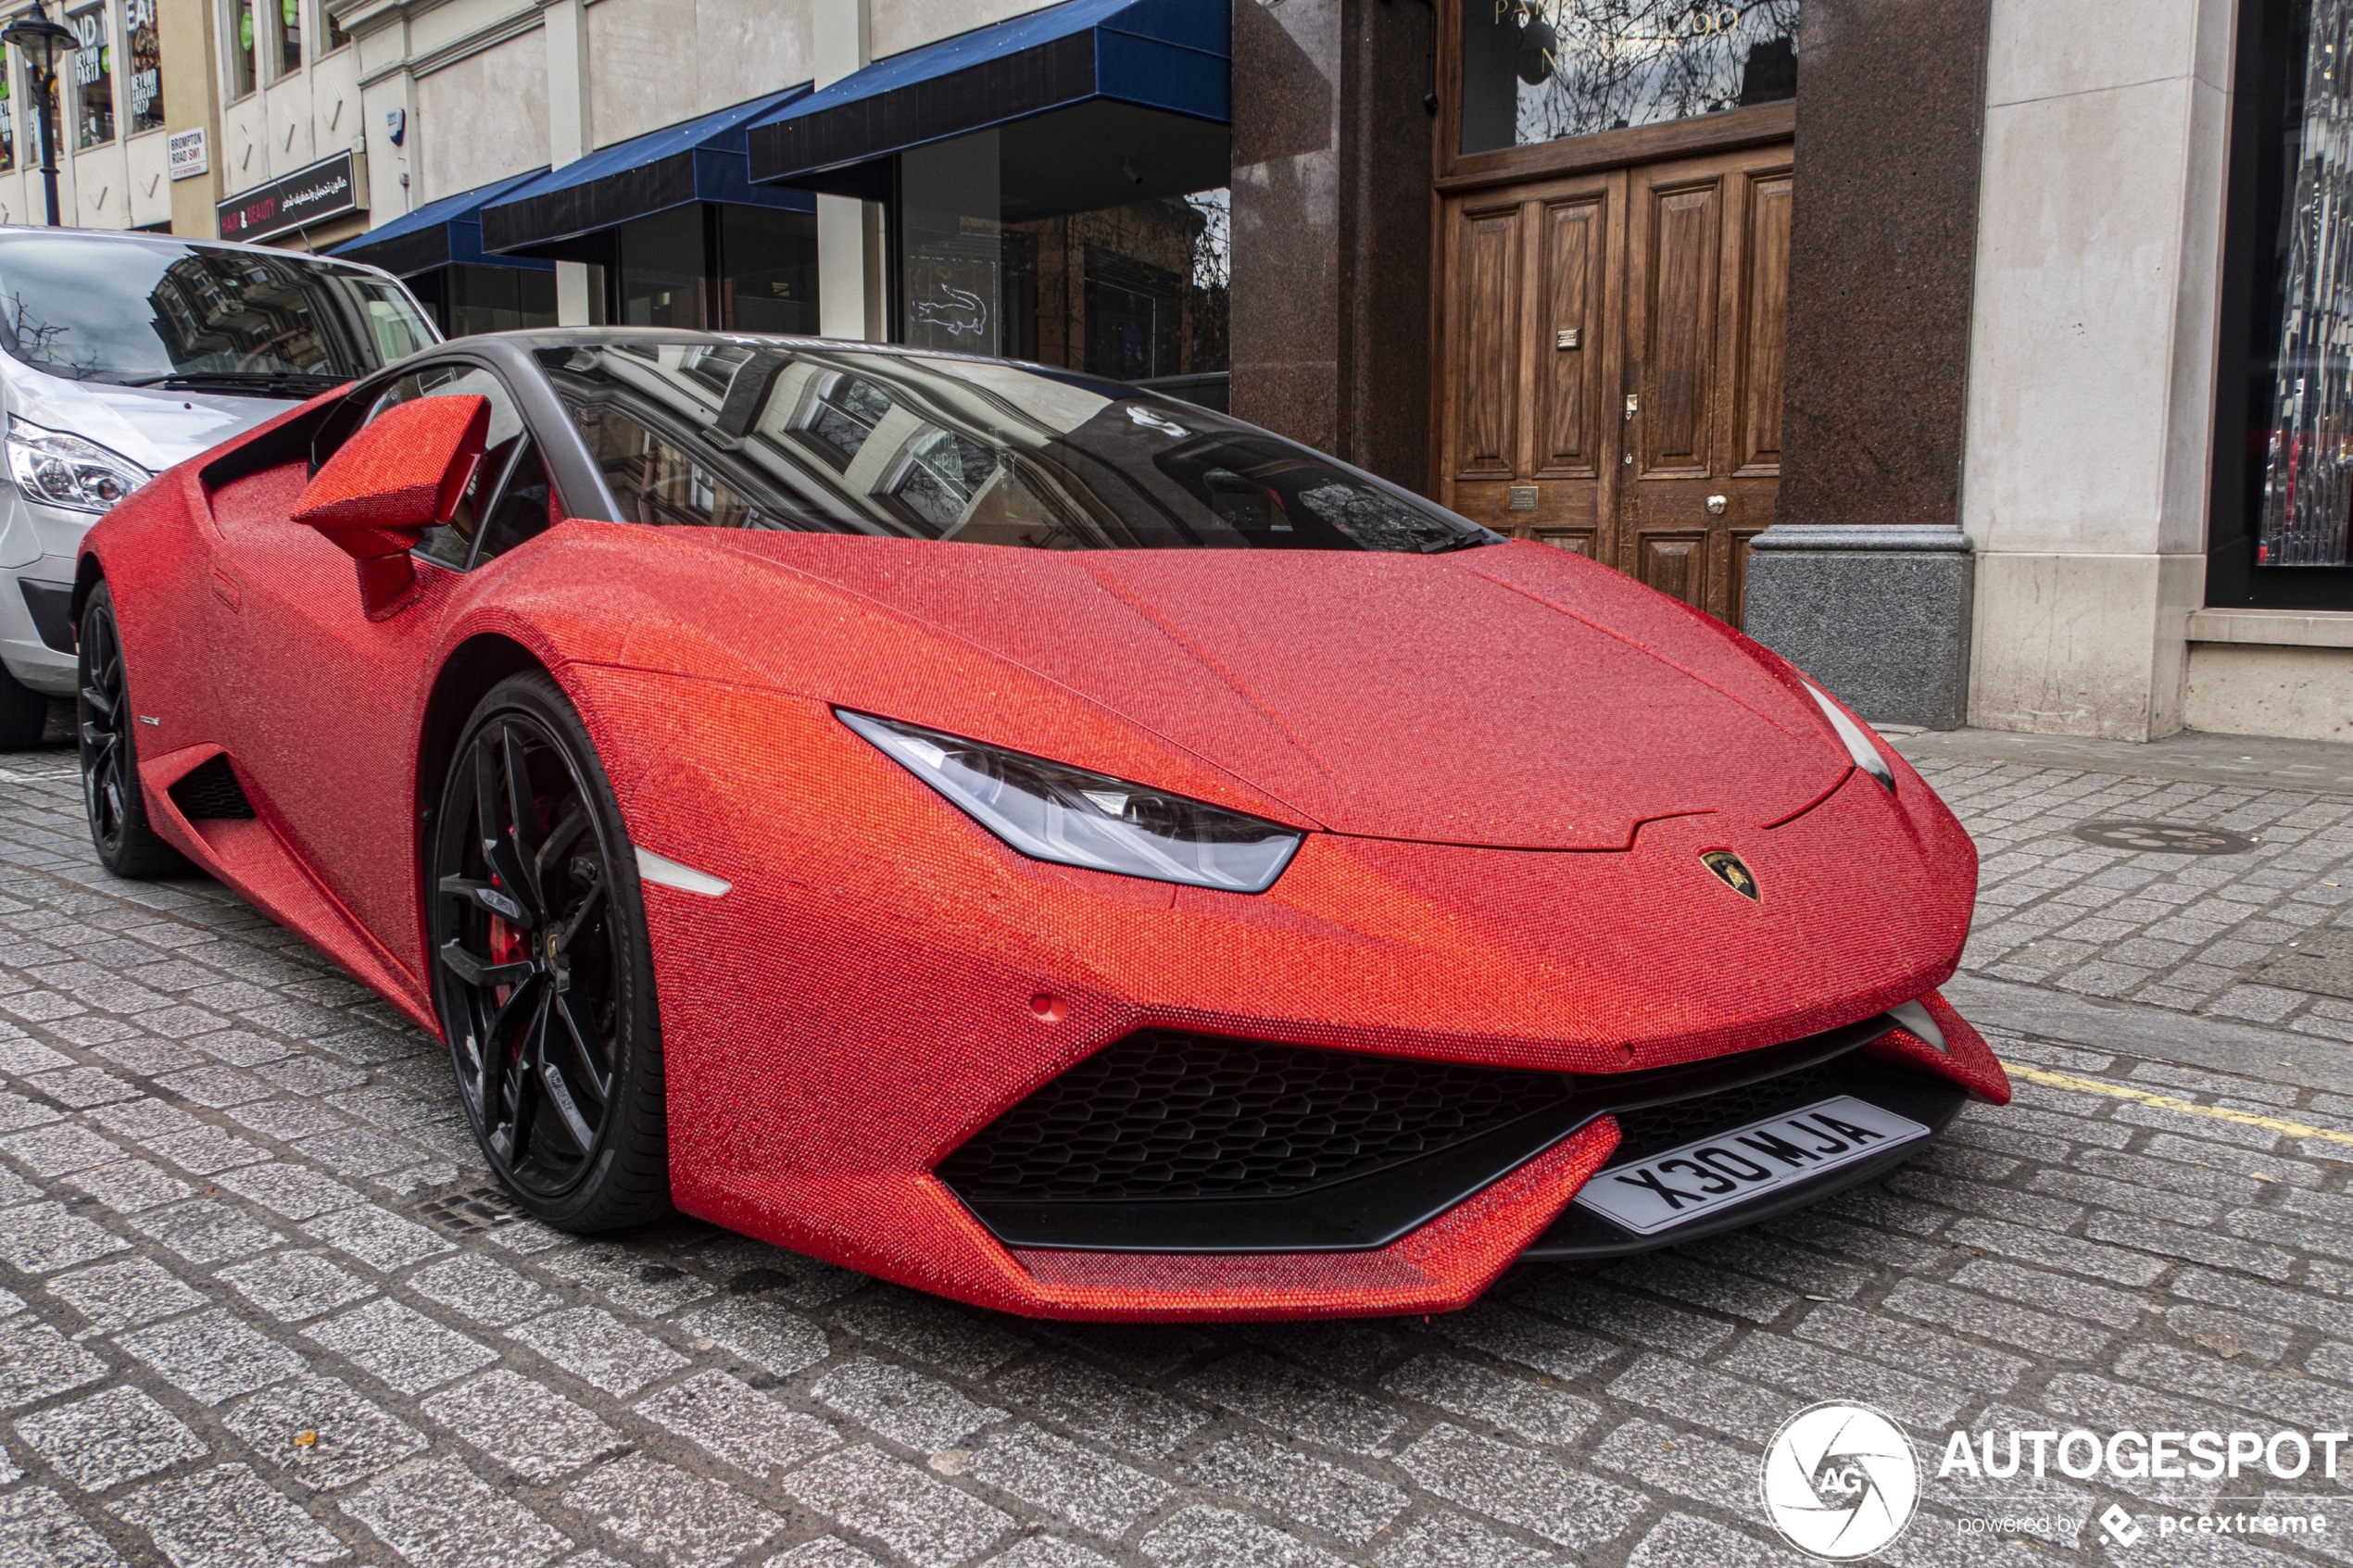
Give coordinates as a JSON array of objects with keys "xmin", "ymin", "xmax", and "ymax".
[{"xmin": 74, "ymin": 330, "xmax": 2008, "ymax": 1321}]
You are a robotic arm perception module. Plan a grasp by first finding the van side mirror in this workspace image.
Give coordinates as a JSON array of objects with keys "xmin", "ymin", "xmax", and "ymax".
[{"xmin": 291, "ymin": 394, "xmax": 489, "ymax": 619}]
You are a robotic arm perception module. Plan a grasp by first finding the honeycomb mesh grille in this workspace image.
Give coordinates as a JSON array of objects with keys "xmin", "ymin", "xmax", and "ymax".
[
  {"xmin": 168, "ymin": 756, "xmax": 256, "ymax": 821},
  {"xmin": 937, "ymin": 1029, "xmax": 1567, "ymax": 1201},
  {"xmin": 1606, "ymin": 1062, "xmax": 1846, "ymax": 1166}
]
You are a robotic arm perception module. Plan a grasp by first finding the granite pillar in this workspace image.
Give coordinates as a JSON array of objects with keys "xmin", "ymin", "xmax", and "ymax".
[
  {"xmin": 1743, "ymin": 0, "xmax": 1994, "ymax": 729},
  {"xmin": 1228, "ymin": 0, "xmax": 1436, "ymax": 492}
]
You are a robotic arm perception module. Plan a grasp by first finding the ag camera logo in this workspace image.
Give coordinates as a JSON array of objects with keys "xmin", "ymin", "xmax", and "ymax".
[{"xmin": 1761, "ymin": 1401, "xmax": 1921, "ymax": 1559}]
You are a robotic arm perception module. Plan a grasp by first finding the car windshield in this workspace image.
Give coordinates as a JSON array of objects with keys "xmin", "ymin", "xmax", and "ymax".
[
  {"xmin": 0, "ymin": 233, "xmax": 436, "ymax": 393},
  {"xmin": 539, "ymin": 338, "xmax": 1502, "ymax": 553}
]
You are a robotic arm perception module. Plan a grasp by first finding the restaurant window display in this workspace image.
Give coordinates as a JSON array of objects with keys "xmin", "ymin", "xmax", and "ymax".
[
  {"xmin": 2213, "ymin": 0, "xmax": 2353, "ymax": 605},
  {"xmin": 897, "ymin": 131, "xmax": 1229, "ymax": 399},
  {"xmin": 127, "ymin": 0, "xmax": 162, "ymax": 134},
  {"xmin": 1457, "ymin": 0, "xmax": 1799, "ymax": 156},
  {"xmin": 69, "ymin": 4, "xmax": 111, "ymax": 149}
]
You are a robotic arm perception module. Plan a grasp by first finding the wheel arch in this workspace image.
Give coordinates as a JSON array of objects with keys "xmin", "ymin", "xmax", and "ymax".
[
  {"xmin": 415, "ymin": 633, "xmax": 549, "ymax": 878},
  {"xmin": 69, "ymin": 549, "xmax": 107, "ymax": 625}
]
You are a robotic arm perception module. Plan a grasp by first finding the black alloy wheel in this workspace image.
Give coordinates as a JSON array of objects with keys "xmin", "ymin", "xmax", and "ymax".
[
  {"xmin": 76, "ymin": 583, "xmax": 188, "ymax": 879},
  {"xmin": 429, "ymin": 671, "xmax": 670, "ymax": 1231}
]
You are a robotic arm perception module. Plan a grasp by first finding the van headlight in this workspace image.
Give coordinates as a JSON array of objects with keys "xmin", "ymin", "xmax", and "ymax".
[{"xmin": 6, "ymin": 419, "xmax": 151, "ymax": 514}]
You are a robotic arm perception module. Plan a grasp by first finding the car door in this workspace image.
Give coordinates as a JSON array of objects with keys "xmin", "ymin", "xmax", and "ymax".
[{"xmin": 208, "ymin": 357, "xmax": 558, "ymax": 982}]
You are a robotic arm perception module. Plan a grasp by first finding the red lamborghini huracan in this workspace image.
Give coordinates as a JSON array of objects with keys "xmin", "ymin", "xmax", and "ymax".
[{"xmin": 73, "ymin": 330, "xmax": 2007, "ymax": 1320}]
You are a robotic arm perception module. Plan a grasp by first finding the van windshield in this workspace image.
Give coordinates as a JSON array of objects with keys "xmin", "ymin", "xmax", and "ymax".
[{"xmin": 0, "ymin": 234, "xmax": 435, "ymax": 395}]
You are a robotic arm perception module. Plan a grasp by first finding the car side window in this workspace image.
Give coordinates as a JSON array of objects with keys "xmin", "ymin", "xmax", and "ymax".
[{"xmin": 351, "ymin": 363, "xmax": 547, "ymax": 570}]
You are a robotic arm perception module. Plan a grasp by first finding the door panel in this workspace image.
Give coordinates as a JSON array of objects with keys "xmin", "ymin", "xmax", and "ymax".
[
  {"xmin": 1433, "ymin": 140, "xmax": 1791, "ymax": 630},
  {"xmin": 1447, "ymin": 205, "xmax": 1523, "ymax": 481}
]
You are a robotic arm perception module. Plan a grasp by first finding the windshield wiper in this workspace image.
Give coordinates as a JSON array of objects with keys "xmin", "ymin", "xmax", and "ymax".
[{"xmin": 123, "ymin": 370, "xmax": 346, "ymax": 395}]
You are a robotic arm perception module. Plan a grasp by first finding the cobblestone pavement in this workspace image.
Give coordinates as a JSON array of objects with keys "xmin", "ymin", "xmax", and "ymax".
[{"xmin": 2, "ymin": 736, "xmax": 2352, "ymax": 1568}]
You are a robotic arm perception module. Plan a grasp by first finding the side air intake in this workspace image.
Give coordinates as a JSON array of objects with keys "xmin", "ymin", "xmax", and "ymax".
[{"xmin": 168, "ymin": 756, "xmax": 257, "ymax": 820}]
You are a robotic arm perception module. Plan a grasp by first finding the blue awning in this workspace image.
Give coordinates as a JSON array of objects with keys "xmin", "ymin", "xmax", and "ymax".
[
  {"xmin": 747, "ymin": 0, "xmax": 1228, "ymax": 197},
  {"xmin": 329, "ymin": 169, "xmax": 553, "ymax": 278},
  {"xmin": 482, "ymin": 86, "xmax": 817, "ymax": 259}
]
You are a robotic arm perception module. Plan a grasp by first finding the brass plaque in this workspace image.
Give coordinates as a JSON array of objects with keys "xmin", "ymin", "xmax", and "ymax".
[{"xmin": 1506, "ymin": 484, "xmax": 1540, "ymax": 511}]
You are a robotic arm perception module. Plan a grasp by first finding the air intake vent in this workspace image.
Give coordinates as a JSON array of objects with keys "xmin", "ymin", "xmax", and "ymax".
[
  {"xmin": 937, "ymin": 1029, "xmax": 1567, "ymax": 1203},
  {"xmin": 168, "ymin": 756, "xmax": 257, "ymax": 820}
]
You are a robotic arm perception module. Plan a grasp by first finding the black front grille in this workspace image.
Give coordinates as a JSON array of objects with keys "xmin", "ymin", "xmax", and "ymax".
[
  {"xmin": 937, "ymin": 1029, "xmax": 1567, "ymax": 1202},
  {"xmin": 168, "ymin": 756, "xmax": 256, "ymax": 821},
  {"xmin": 1608, "ymin": 1061, "xmax": 1845, "ymax": 1165}
]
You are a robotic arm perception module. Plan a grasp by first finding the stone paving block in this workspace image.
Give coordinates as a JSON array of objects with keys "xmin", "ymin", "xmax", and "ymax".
[
  {"xmin": 0, "ymin": 1199, "xmax": 126, "ymax": 1273},
  {"xmin": 14, "ymin": 1384, "xmax": 208, "ymax": 1491},
  {"xmin": 836, "ymin": 1290, "xmax": 1029, "ymax": 1379},
  {"xmin": 210, "ymin": 1161, "xmax": 365, "ymax": 1221},
  {"xmin": 151, "ymin": 1064, "xmax": 274, "ymax": 1109},
  {"xmin": 1621, "ymin": 1511, "xmax": 1810, "ymax": 1568},
  {"xmin": 992, "ymin": 1353, "xmax": 1207, "ymax": 1460},
  {"xmin": 562, "ymin": 1451, "xmax": 785, "ymax": 1568},
  {"xmin": 131, "ymin": 1198, "xmax": 283, "ymax": 1265},
  {"xmin": 304, "ymin": 1298, "xmax": 497, "ymax": 1395},
  {"xmin": 2168, "ymin": 1305, "xmax": 2293, "ymax": 1363},
  {"xmin": 82, "ymin": 1097, "xmax": 200, "ymax": 1140},
  {"xmin": 0, "ymin": 1484, "xmax": 128, "ymax": 1568},
  {"xmin": 183, "ymin": 1031, "xmax": 291, "ymax": 1068},
  {"xmin": 1793, "ymin": 1300, "xmax": 2030, "ymax": 1391},
  {"xmin": 1944, "ymin": 1215, "xmax": 2169, "ymax": 1286},
  {"xmin": 216, "ymin": 1250, "xmax": 375, "ymax": 1323},
  {"xmin": 2116, "ymin": 1342, "xmax": 2349, "ymax": 1430},
  {"xmin": 1604, "ymin": 1350, "xmax": 1813, "ymax": 1446},
  {"xmin": 1369, "ymin": 1511, "xmax": 1555, "ymax": 1568},
  {"xmin": 406, "ymin": 1252, "xmax": 550, "ymax": 1327},
  {"xmin": 1177, "ymin": 1351, "xmax": 1406, "ymax": 1455},
  {"xmin": 814, "ymin": 1355, "xmax": 1006, "ymax": 1451},
  {"xmin": 508, "ymin": 1305, "xmax": 685, "ymax": 1398},
  {"xmin": 60, "ymin": 1159, "xmax": 193, "ymax": 1215},
  {"xmin": 0, "ymin": 1167, "xmax": 39, "ymax": 1208},
  {"xmin": 422, "ymin": 1368, "xmax": 623, "ymax": 1484},
  {"xmin": 1381, "ymin": 1352, "xmax": 1601, "ymax": 1448},
  {"xmin": 1234, "ymin": 1320, "xmax": 1403, "ymax": 1382},
  {"xmin": 0, "ymin": 1123, "xmax": 123, "ymax": 1175},
  {"xmin": 1516, "ymin": 1276, "xmax": 1739, "ymax": 1356},
  {"xmin": 300, "ymin": 1204, "xmax": 454, "ymax": 1272},
  {"xmin": 1393, "ymin": 1423, "xmax": 1646, "ymax": 1552},
  {"xmin": 782, "ymin": 1443, "xmax": 1013, "ymax": 1568},
  {"xmin": 1592, "ymin": 1415, "xmax": 1758, "ymax": 1520},
  {"xmin": 225, "ymin": 1374, "xmax": 429, "ymax": 1490},
  {"xmin": 0, "ymin": 1313, "xmax": 107, "ymax": 1408},
  {"xmin": 2088, "ymin": 1210, "xmax": 2298, "ymax": 1281},
  {"xmin": 2028, "ymin": 1168, "xmax": 2221, "ymax": 1227},
  {"xmin": 144, "ymin": 1125, "xmax": 271, "ymax": 1174},
  {"xmin": 1138, "ymin": 1504, "xmax": 1348, "ymax": 1568},
  {"xmin": 45, "ymin": 1257, "xmax": 207, "ymax": 1333},
  {"xmin": 1427, "ymin": 1300, "xmax": 1620, "ymax": 1381},
  {"xmin": 1881, "ymin": 1277, "xmax": 2115, "ymax": 1361},
  {"xmin": 110, "ymin": 1461, "xmax": 348, "ymax": 1566},
  {"xmin": 119, "ymin": 1309, "xmax": 305, "ymax": 1405},
  {"xmin": 1600, "ymin": 1252, "xmax": 1801, "ymax": 1324},
  {"xmin": 770, "ymin": 1539, "xmax": 893, "ymax": 1568},
  {"xmin": 290, "ymin": 1128, "xmax": 425, "ymax": 1178},
  {"xmin": 963, "ymin": 1423, "xmax": 1176, "ymax": 1538},
  {"xmin": 537, "ymin": 1241, "xmax": 717, "ymax": 1316},
  {"xmin": 636, "ymin": 1368, "xmax": 840, "ymax": 1476},
  {"xmin": 1180, "ymin": 1432, "xmax": 1405, "ymax": 1543},
  {"xmin": 678, "ymin": 1295, "xmax": 830, "ymax": 1378},
  {"xmin": 227, "ymin": 1100, "xmax": 350, "ymax": 1142},
  {"xmin": 342, "ymin": 1454, "xmax": 569, "ymax": 1568}
]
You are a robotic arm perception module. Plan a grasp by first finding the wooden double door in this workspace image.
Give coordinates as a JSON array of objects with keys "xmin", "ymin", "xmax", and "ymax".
[{"xmin": 1436, "ymin": 142, "xmax": 1793, "ymax": 626}]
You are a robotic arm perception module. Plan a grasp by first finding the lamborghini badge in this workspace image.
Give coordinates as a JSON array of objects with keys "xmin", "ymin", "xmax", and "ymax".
[{"xmin": 1700, "ymin": 850, "xmax": 1759, "ymax": 901}]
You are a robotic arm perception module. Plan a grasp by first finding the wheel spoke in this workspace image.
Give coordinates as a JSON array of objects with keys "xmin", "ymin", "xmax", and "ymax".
[
  {"xmin": 550, "ymin": 988, "xmax": 611, "ymax": 1101},
  {"xmin": 436, "ymin": 939, "xmax": 535, "ymax": 990},
  {"xmin": 504, "ymin": 988, "xmax": 557, "ymax": 1164},
  {"xmin": 536, "ymin": 1056, "xmax": 596, "ymax": 1155},
  {"xmin": 535, "ymin": 798, "xmax": 592, "ymax": 895},
  {"xmin": 549, "ymin": 880, "xmax": 607, "ymax": 957},
  {"xmin": 471, "ymin": 728, "xmax": 541, "ymax": 927},
  {"xmin": 80, "ymin": 683, "xmax": 115, "ymax": 721},
  {"xmin": 438, "ymin": 875, "xmax": 528, "ymax": 924},
  {"xmin": 501, "ymin": 725, "xmax": 547, "ymax": 910}
]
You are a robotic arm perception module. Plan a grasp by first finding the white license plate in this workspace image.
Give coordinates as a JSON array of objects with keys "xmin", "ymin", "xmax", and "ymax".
[{"xmin": 1570, "ymin": 1095, "xmax": 1930, "ymax": 1236}]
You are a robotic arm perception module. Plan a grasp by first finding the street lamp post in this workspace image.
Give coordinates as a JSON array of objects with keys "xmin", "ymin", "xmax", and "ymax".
[{"xmin": 3, "ymin": 13, "xmax": 76, "ymax": 227}]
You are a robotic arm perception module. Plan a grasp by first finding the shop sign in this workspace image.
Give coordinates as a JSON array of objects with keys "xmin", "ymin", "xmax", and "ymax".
[
  {"xmin": 217, "ymin": 149, "xmax": 362, "ymax": 242},
  {"xmin": 168, "ymin": 127, "xmax": 207, "ymax": 181}
]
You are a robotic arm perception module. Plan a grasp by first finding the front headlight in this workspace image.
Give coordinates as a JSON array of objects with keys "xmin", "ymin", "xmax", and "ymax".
[
  {"xmin": 6, "ymin": 418, "xmax": 151, "ymax": 514},
  {"xmin": 839, "ymin": 709, "xmax": 1304, "ymax": 893},
  {"xmin": 1803, "ymin": 682, "xmax": 1895, "ymax": 792}
]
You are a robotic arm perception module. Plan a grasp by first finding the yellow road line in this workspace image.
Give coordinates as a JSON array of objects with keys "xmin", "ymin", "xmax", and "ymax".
[{"xmin": 2000, "ymin": 1061, "xmax": 2353, "ymax": 1149}]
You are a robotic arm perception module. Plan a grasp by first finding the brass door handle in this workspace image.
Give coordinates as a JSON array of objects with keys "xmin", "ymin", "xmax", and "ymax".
[{"xmin": 1705, "ymin": 495, "xmax": 1729, "ymax": 515}]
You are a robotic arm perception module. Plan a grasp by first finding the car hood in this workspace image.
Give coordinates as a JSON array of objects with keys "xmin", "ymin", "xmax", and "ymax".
[
  {"xmin": 1, "ymin": 359, "xmax": 295, "ymax": 473},
  {"xmin": 608, "ymin": 533, "xmax": 1852, "ymax": 852}
]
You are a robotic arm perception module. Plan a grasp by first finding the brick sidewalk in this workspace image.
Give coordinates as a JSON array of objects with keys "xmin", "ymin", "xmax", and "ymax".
[{"xmin": 1, "ymin": 745, "xmax": 2350, "ymax": 1567}]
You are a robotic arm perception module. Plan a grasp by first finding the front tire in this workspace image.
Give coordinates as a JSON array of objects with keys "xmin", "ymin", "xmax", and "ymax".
[
  {"xmin": 77, "ymin": 583, "xmax": 191, "ymax": 880},
  {"xmin": 428, "ymin": 671, "xmax": 671, "ymax": 1232}
]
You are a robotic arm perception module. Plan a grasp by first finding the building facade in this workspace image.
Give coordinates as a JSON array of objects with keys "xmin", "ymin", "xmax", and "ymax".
[{"xmin": 0, "ymin": 0, "xmax": 2339, "ymax": 741}]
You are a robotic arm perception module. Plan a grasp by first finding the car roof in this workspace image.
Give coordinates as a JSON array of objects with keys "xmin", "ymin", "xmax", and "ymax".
[{"xmin": 0, "ymin": 222, "xmax": 400, "ymax": 280}]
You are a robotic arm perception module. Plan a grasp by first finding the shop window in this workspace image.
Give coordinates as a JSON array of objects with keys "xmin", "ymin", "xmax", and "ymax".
[
  {"xmin": 898, "ymin": 129, "xmax": 1230, "ymax": 395},
  {"xmin": 719, "ymin": 205, "xmax": 817, "ymax": 333},
  {"xmin": 0, "ymin": 62, "xmax": 15, "ymax": 173},
  {"xmin": 616, "ymin": 206, "xmax": 707, "ymax": 330},
  {"xmin": 127, "ymin": 0, "xmax": 162, "ymax": 134},
  {"xmin": 69, "ymin": 4, "xmax": 111, "ymax": 150},
  {"xmin": 274, "ymin": 0, "xmax": 299, "ymax": 78},
  {"xmin": 2213, "ymin": 0, "xmax": 2353, "ymax": 606},
  {"xmin": 224, "ymin": 0, "xmax": 255, "ymax": 99},
  {"xmin": 1458, "ymin": 1, "xmax": 1799, "ymax": 157},
  {"xmin": 447, "ymin": 266, "xmax": 557, "ymax": 338},
  {"xmin": 323, "ymin": 3, "xmax": 347, "ymax": 52}
]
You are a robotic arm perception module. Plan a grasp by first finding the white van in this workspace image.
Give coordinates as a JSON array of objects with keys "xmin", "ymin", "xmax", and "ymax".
[{"xmin": 0, "ymin": 225, "xmax": 437, "ymax": 745}]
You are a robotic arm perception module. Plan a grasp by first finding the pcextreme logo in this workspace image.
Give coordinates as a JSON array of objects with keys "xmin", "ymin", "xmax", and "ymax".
[{"xmin": 1759, "ymin": 1401, "xmax": 1920, "ymax": 1560}]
